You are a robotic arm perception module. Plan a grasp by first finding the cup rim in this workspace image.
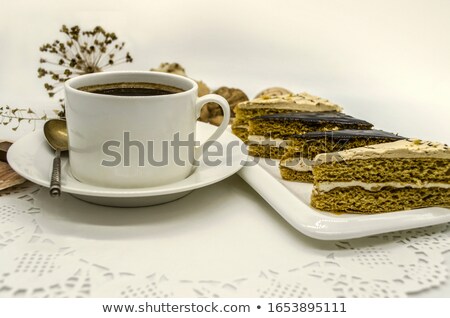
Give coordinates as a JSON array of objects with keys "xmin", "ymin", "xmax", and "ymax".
[{"xmin": 64, "ymin": 70, "xmax": 198, "ymax": 99}]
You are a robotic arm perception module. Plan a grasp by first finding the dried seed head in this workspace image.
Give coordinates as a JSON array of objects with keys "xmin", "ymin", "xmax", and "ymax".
[{"xmin": 38, "ymin": 24, "xmax": 133, "ymax": 114}]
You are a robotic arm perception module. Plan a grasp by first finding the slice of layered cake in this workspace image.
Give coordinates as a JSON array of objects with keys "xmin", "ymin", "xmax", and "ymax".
[
  {"xmin": 311, "ymin": 139, "xmax": 450, "ymax": 213},
  {"xmin": 280, "ymin": 129, "xmax": 405, "ymax": 182},
  {"xmin": 247, "ymin": 113, "xmax": 373, "ymax": 159},
  {"xmin": 232, "ymin": 92, "xmax": 342, "ymax": 141}
]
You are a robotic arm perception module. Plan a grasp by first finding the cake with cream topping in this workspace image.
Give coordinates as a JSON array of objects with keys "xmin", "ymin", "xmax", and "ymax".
[
  {"xmin": 232, "ymin": 92, "xmax": 342, "ymax": 141},
  {"xmin": 280, "ymin": 129, "xmax": 405, "ymax": 182},
  {"xmin": 247, "ymin": 112, "xmax": 373, "ymax": 159},
  {"xmin": 311, "ymin": 139, "xmax": 450, "ymax": 213}
]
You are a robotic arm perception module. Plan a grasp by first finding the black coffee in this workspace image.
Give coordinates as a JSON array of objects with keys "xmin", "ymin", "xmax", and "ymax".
[{"xmin": 78, "ymin": 82, "xmax": 184, "ymax": 96}]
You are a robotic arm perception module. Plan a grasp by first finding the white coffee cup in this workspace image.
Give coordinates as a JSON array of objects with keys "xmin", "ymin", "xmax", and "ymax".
[{"xmin": 65, "ymin": 71, "xmax": 230, "ymax": 188}]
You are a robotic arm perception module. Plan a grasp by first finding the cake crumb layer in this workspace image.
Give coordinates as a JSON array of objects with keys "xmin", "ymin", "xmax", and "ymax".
[
  {"xmin": 313, "ymin": 158, "xmax": 449, "ymax": 183},
  {"xmin": 247, "ymin": 144, "xmax": 286, "ymax": 159},
  {"xmin": 249, "ymin": 112, "xmax": 373, "ymax": 138},
  {"xmin": 280, "ymin": 166, "xmax": 314, "ymax": 182},
  {"xmin": 311, "ymin": 186, "xmax": 450, "ymax": 214}
]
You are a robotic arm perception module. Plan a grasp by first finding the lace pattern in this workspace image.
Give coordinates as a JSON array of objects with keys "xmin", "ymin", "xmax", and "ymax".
[{"xmin": 0, "ymin": 184, "xmax": 449, "ymax": 297}]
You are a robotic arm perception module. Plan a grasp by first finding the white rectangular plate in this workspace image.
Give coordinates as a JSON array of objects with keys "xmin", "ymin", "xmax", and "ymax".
[{"xmin": 238, "ymin": 158, "xmax": 450, "ymax": 240}]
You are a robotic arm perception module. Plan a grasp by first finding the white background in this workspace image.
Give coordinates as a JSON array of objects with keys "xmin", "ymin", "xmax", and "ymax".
[
  {"xmin": 1, "ymin": 0, "xmax": 449, "ymax": 142},
  {"xmin": 0, "ymin": 0, "xmax": 450, "ymax": 298}
]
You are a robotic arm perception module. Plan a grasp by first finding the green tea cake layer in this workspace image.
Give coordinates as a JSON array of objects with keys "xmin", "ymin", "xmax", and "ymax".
[
  {"xmin": 234, "ymin": 108, "xmax": 315, "ymax": 128},
  {"xmin": 246, "ymin": 135, "xmax": 289, "ymax": 158},
  {"xmin": 311, "ymin": 186, "xmax": 450, "ymax": 214},
  {"xmin": 279, "ymin": 156, "xmax": 315, "ymax": 182},
  {"xmin": 281, "ymin": 157, "xmax": 448, "ymax": 184},
  {"xmin": 287, "ymin": 129, "xmax": 404, "ymax": 160},
  {"xmin": 280, "ymin": 155, "xmax": 312, "ymax": 179},
  {"xmin": 247, "ymin": 144, "xmax": 286, "ymax": 159},
  {"xmin": 314, "ymin": 139, "xmax": 450, "ymax": 183},
  {"xmin": 314, "ymin": 158, "xmax": 449, "ymax": 183},
  {"xmin": 248, "ymin": 112, "xmax": 373, "ymax": 138},
  {"xmin": 279, "ymin": 129, "xmax": 405, "ymax": 182},
  {"xmin": 280, "ymin": 165, "xmax": 314, "ymax": 183},
  {"xmin": 232, "ymin": 92, "xmax": 342, "ymax": 141},
  {"xmin": 311, "ymin": 139, "xmax": 450, "ymax": 214},
  {"xmin": 231, "ymin": 127, "xmax": 249, "ymax": 141}
]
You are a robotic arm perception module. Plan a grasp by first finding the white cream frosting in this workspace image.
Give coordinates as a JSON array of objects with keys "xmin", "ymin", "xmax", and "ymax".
[
  {"xmin": 315, "ymin": 181, "xmax": 450, "ymax": 193},
  {"xmin": 280, "ymin": 157, "xmax": 314, "ymax": 172},
  {"xmin": 315, "ymin": 139, "xmax": 450, "ymax": 164},
  {"xmin": 247, "ymin": 135, "xmax": 289, "ymax": 148},
  {"xmin": 237, "ymin": 92, "xmax": 342, "ymax": 112}
]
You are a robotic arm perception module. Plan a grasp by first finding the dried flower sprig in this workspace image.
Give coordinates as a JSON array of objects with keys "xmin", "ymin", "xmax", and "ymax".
[
  {"xmin": 38, "ymin": 25, "xmax": 133, "ymax": 107},
  {"xmin": 0, "ymin": 105, "xmax": 54, "ymax": 131}
]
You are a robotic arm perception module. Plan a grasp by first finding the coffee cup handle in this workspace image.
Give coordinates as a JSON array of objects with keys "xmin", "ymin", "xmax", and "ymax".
[{"xmin": 194, "ymin": 94, "xmax": 230, "ymax": 160}]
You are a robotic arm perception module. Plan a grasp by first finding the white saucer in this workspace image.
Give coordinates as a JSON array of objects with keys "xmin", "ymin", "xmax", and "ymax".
[{"xmin": 7, "ymin": 122, "xmax": 248, "ymax": 207}]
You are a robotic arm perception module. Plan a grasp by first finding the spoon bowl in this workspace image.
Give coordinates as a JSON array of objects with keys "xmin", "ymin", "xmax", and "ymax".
[{"xmin": 43, "ymin": 119, "xmax": 68, "ymax": 151}]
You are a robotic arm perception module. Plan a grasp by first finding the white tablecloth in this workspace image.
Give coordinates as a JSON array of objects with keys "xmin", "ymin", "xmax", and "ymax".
[{"xmin": 0, "ymin": 176, "xmax": 449, "ymax": 297}]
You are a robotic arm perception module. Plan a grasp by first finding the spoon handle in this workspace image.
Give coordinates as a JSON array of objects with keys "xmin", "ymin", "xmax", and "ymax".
[{"xmin": 49, "ymin": 149, "xmax": 61, "ymax": 197}]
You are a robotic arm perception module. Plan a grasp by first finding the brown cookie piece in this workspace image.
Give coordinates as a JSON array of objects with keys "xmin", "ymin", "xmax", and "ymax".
[
  {"xmin": 0, "ymin": 161, "xmax": 26, "ymax": 191},
  {"xmin": 150, "ymin": 62, "xmax": 210, "ymax": 97},
  {"xmin": 0, "ymin": 141, "xmax": 12, "ymax": 162},
  {"xmin": 255, "ymin": 87, "xmax": 292, "ymax": 98},
  {"xmin": 200, "ymin": 87, "xmax": 249, "ymax": 126},
  {"xmin": 214, "ymin": 87, "xmax": 249, "ymax": 116},
  {"xmin": 197, "ymin": 80, "xmax": 210, "ymax": 97},
  {"xmin": 151, "ymin": 62, "xmax": 187, "ymax": 76}
]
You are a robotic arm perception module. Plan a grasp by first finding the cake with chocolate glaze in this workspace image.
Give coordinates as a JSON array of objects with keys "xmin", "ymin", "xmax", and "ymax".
[
  {"xmin": 247, "ymin": 112, "xmax": 373, "ymax": 159},
  {"xmin": 232, "ymin": 92, "xmax": 342, "ymax": 141},
  {"xmin": 311, "ymin": 139, "xmax": 450, "ymax": 213},
  {"xmin": 280, "ymin": 129, "xmax": 405, "ymax": 182}
]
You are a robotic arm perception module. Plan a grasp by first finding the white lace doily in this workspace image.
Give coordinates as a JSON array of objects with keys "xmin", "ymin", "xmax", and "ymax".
[{"xmin": 0, "ymin": 181, "xmax": 449, "ymax": 297}]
